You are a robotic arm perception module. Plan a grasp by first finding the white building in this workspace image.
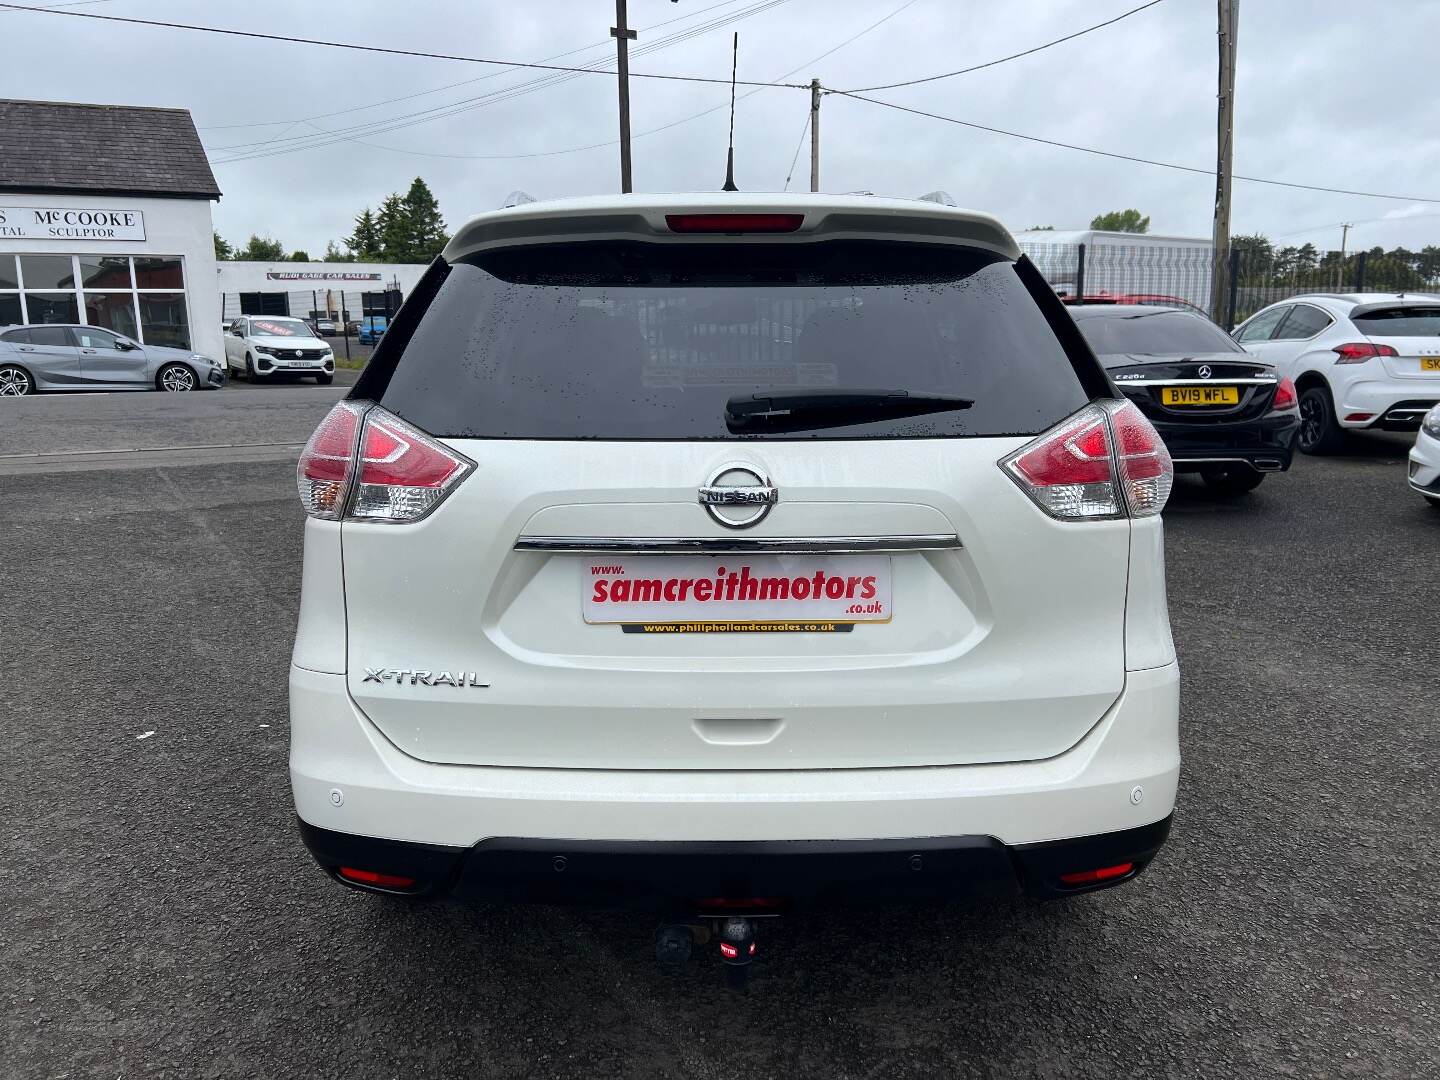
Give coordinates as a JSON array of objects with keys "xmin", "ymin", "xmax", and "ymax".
[
  {"xmin": 0, "ymin": 98, "xmax": 224, "ymax": 363},
  {"xmin": 216, "ymin": 261, "xmax": 429, "ymax": 324}
]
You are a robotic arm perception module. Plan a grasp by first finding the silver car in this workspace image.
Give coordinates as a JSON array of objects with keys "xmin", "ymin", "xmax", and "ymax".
[{"xmin": 0, "ymin": 324, "xmax": 225, "ymax": 395}]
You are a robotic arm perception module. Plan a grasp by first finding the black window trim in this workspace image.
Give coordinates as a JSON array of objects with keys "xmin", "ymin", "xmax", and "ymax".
[{"xmin": 1272, "ymin": 302, "xmax": 1334, "ymax": 343}]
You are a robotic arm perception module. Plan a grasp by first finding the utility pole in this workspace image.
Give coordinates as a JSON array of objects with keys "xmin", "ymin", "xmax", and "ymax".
[
  {"xmin": 1209, "ymin": 0, "xmax": 1238, "ymax": 323},
  {"xmin": 611, "ymin": 0, "xmax": 637, "ymax": 194},
  {"xmin": 809, "ymin": 78, "xmax": 821, "ymax": 192}
]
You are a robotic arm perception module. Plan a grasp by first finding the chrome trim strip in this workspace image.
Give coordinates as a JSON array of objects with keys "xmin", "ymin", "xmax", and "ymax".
[
  {"xmin": 514, "ymin": 534, "xmax": 962, "ymax": 554},
  {"xmin": 1115, "ymin": 377, "xmax": 1275, "ymax": 386}
]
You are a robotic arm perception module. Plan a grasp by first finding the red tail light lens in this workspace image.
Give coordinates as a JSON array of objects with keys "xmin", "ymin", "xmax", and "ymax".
[
  {"xmin": 297, "ymin": 400, "xmax": 365, "ymax": 518},
  {"xmin": 1271, "ymin": 377, "xmax": 1297, "ymax": 411},
  {"xmin": 665, "ymin": 213, "xmax": 804, "ymax": 233},
  {"xmin": 338, "ymin": 866, "xmax": 417, "ymax": 890},
  {"xmin": 1001, "ymin": 401, "xmax": 1172, "ymax": 520},
  {"xmin": 296, "ymin": 401, "xmax": 473, "ymax": 523},
  {"xmin": 1333, "ymin": 342, "xmax": 1397, "ymax": 363},
  {"xmin": 719, "ymin": 942, "xmax": 739, "ymax": 958},
  {"xmin": 1002, "ymin": 406, "xmax": 1119, "ymax": 519},
  {"xmin": 1108, "ymin": 400, "xmax": 1173, "ymax": 516},
  {"xmin": 1058, "ymin": 862, "xmax": 1134, "ymax": 887}
]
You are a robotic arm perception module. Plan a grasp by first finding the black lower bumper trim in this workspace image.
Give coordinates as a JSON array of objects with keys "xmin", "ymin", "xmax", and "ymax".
[{"xmin": 298, "ymin": 815, "xmax": 1173, "ymax": 911}]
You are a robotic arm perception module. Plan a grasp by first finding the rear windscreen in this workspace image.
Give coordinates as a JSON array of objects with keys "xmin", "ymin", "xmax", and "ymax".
[
  {"xmin": 1076, "ymin": 310, "xmax": 1243, "ymax": 359},
  {"xmin": 357, "ymin": 240, "xmax": 1093, "ymax": 440},
  {"xmin": 1351, "ymin": 306, "xmax": 1440, "ymax": 336}
]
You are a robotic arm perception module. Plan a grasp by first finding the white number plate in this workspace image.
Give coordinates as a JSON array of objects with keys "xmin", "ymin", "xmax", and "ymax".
[{"xmin": 582, "ymin": 555, "xmax": 892, "ymax": 625}]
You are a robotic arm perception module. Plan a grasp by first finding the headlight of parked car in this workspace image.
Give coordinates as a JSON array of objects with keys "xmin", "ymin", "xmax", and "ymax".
[{"xmin": 1423, "ymin": 404, "xmax": 1440, "ymax": 438}]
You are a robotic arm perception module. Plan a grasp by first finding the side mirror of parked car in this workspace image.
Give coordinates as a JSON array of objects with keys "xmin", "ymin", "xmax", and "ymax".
[{"xmin": 116, "ymin": 339, "xmax": 138, "ymax": 351}]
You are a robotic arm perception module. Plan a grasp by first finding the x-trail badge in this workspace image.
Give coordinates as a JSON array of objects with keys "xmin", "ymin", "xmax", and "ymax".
[{"xmin": 699, "ymin": 463, "xmax": 777, "ymax": 528}]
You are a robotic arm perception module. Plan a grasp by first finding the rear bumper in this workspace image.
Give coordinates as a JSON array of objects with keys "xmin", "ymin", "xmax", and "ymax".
[
  {"xmin": 1337, "ymin": 380, "xmax": 1440, "ymax": 429},
  {"xmin": 1154, "ymin": 413, "xmax": 1299, "ymax": 472},
  {"xmin": 298, "ymin": 814, "xmax": 1173, "ymax": 910},
  {"xmin": 290, "ymin": 660, "xmax": 1179, "ymax": 892}
]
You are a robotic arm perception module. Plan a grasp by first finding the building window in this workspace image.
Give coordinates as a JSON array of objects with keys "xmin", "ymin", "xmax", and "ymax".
[
  {"xmin": 0, "ymin": 253, "xmax": 189, "ymax": 348},
  {"xmin": 138, "ymin": 292, "xmax": 189, "ymax": 349},
  {"xmin": 239, "ymin": 292, "xmax": 289, "ymax": 316}
]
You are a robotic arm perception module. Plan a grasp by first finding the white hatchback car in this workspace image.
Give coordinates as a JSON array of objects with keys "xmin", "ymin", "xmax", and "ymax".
[
  {"xmin": 1409, "ymin": 405, "xmax": 1440, "ymax": 507},
  {"xmin": 1234, "ymin": 294, "xmax": 1440, "ymax": 453},
  {"xmin": 288, "ymin": 194, "xmax": 1180, "ymax": 964}
]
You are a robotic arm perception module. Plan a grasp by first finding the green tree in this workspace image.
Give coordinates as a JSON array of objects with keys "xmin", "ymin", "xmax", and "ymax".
[
  {"xmin": 1090, "ymin": 209, "xmax": 1150, "ymax": 234},
  {"xmin": 1027, "ymin": 225, "xmax": 1055, "ymax": 231},
  {"xmin": 213, "ymin": 231, "xmax": 234, "ymax": 260},
  {"xmin": 322, "ymin": 239, "xmax": 351, "ymax": 262},
  {"xmin": 344, "ymin": 208, "xmax": 382, "ymax": 261},
  {"xmin": 401, "ymin": 177, "xmax": 449, "ymax": 261},
  {"xmin": 288, "ymin": 250, "xmax": 311, "ymax": 262},
  {"xmin": 235, "ymin": 234, "xmax": 286, "ymax": 261},
  {"xmin": 375, "ymin": 193, "xmax": 410, "ymax": 262}
]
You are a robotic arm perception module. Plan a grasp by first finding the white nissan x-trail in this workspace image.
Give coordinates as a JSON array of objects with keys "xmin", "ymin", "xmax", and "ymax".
[{"xmin": 289, "ymin": 194, "xmax": 1180, "ymax": 934}]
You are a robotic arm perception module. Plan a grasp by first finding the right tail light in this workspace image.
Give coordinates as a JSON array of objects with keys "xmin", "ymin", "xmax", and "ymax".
[
  {"xmin": 297, "ymin": 401, "xmax": 473, "ymax": 523},
  {"xmin": 1333, "ymin": 342, "xmax": 1397, "ymax": 363},
  {"xmin": 1002, "ymin": 400, "xmax": 1173, "ymax": 520},
  {"xmin": 1271, "ymin": 377, "xmax": 1298, "ymax": 411}
]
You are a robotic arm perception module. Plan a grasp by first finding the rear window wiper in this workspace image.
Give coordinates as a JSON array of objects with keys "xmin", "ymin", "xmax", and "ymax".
[{"xmin": 725, "ymin": 388, "xmax": 974, "ymax": 431}]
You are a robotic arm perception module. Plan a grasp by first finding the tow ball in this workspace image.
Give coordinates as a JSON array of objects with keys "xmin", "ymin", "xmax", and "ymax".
[{"xmin": 654, "ymin": 916, "xmax": 758, "ymax": 991}]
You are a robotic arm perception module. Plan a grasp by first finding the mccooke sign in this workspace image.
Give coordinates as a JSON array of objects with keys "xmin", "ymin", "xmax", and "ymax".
[{"xmin": 0, "ymin": 205, "xmax": 145, "ymax": 241}]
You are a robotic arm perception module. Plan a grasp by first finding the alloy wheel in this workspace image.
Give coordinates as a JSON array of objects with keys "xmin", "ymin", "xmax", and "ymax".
[
  {"xmin": 160, "ymin": 365, "xmax": 197, "ymax": 392},
  {"xmin": 0, "ymin": 365, "xmax": 32, "ymax": 396},
  {"xmin": 1298, "ymin": 394, "xmax": 1323, "ymax": 450}
]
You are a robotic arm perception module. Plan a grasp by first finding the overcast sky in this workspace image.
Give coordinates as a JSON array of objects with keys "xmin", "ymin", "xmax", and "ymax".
[{"xmin": 5, "ymin": 0, "xmax": 1439, "ymax": 256}]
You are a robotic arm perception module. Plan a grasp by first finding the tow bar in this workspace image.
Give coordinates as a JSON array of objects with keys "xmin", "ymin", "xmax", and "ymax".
[{"xmin": 655, "ymin": 915, "xmax": 760, "ymax": 991}]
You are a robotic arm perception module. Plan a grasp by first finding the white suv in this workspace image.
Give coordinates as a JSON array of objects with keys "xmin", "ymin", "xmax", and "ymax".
[
  {"xmin": 224, "ymin": 315, "xmax": 335, "ymax": 383},
  {"xmin": 1234, "ymin": 294, "xmax": 1440, "ymax": 453},
  {"xmin": 289, "ymin": 195, "xmax": 1179, "ymax": 945}
]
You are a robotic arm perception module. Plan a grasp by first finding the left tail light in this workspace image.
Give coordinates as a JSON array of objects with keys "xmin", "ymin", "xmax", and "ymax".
[
  {"xmin": 297, "ymin": 401, "xmax": 474, "ymax": 523},
  {"xmin": 1001, "ymin": 400, "xmax": 1173, "ymax": 520}
]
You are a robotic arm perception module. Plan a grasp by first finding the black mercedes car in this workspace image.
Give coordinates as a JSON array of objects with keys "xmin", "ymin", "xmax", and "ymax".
[{"xmin": 1070, "ymin": 305, "xmax": 1301, "ymax": 494}]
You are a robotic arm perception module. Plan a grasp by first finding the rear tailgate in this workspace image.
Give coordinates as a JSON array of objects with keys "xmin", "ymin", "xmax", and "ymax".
[
  {"xmin": 342, "ymin": 439, "xmax": 1130, "ymax": 769},
  {"xmin": 1353, "ymin": 304, "xmax": 1440, "ymax": 379}
]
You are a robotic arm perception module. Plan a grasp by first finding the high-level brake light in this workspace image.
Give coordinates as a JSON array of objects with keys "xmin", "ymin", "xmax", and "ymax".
[
  {"xmin": 1333, "ymin": 342, "xmax": 1397, "ymax": 363},
  {"xmin": 1002, "ymin": 401, "xmax": 1172, "ymax": 520},
  {"xmin": 297, "ymin": 402, "xmax": 474, "ymax": 523},
  {"xmin": 666, "ymin": 213, "xmax": 804, "ymax": 233}
]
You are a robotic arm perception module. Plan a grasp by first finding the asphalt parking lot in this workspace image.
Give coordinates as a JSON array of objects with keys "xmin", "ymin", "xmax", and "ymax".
[{"xmin": 2, "ymin": 388, "xmax": 1435, "ymax": 1079}]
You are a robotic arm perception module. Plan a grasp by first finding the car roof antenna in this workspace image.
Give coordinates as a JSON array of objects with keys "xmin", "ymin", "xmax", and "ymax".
[{"xmin": 721, "ymin": 33, "xmax": 740, "ymax": 192}]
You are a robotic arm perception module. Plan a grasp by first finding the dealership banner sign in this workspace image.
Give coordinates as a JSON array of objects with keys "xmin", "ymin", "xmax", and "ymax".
[
  {"xmin": 0, "ymin": 205, "xmax": 145, "ymax": 241},
  {"xmin": 265, "ymin": 271, "xmax": 383, "ymax": 281}
]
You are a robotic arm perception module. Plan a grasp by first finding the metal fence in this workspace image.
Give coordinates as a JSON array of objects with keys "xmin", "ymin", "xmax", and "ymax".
[{"xmin": 1020, "ymin": 242, "xmax": 1440, "ymax": 328}]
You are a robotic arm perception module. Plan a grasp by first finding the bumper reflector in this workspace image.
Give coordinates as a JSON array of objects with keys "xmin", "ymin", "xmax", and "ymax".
[
  {"xmin": 1058, "ymin": 862, "xmax": 1134, "ymax": 887},
  {"xmin": 1344, "ymin": 412, "xmax": 1375, "ymax": 422},
  {"xmin": 338, "ymin": 866, "xmax": 418, "ymax": 890}
]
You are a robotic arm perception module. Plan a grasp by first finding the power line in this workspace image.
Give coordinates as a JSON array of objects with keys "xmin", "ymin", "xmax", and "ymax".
[
  {"xmin": 197, "ymin": 0, "xmax": 761, "ymax": 132},
  {"xmin": 205, "ymin": 0, "xmax": 794, "ymax": 163},
  {"xmin": 827, "ymin": 89, "xmax": 1440, "ymax": 204},
  {"xmin": 840, "ymin": 0, "xmax": 1166, "ymax": 93},
  {"xmin": 0, "ymin": 2, "xmax": 811, "ymax": 90},
  {"xmin": 215, "ymin": 0, "xmax": 917, "ymax": 167}
]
